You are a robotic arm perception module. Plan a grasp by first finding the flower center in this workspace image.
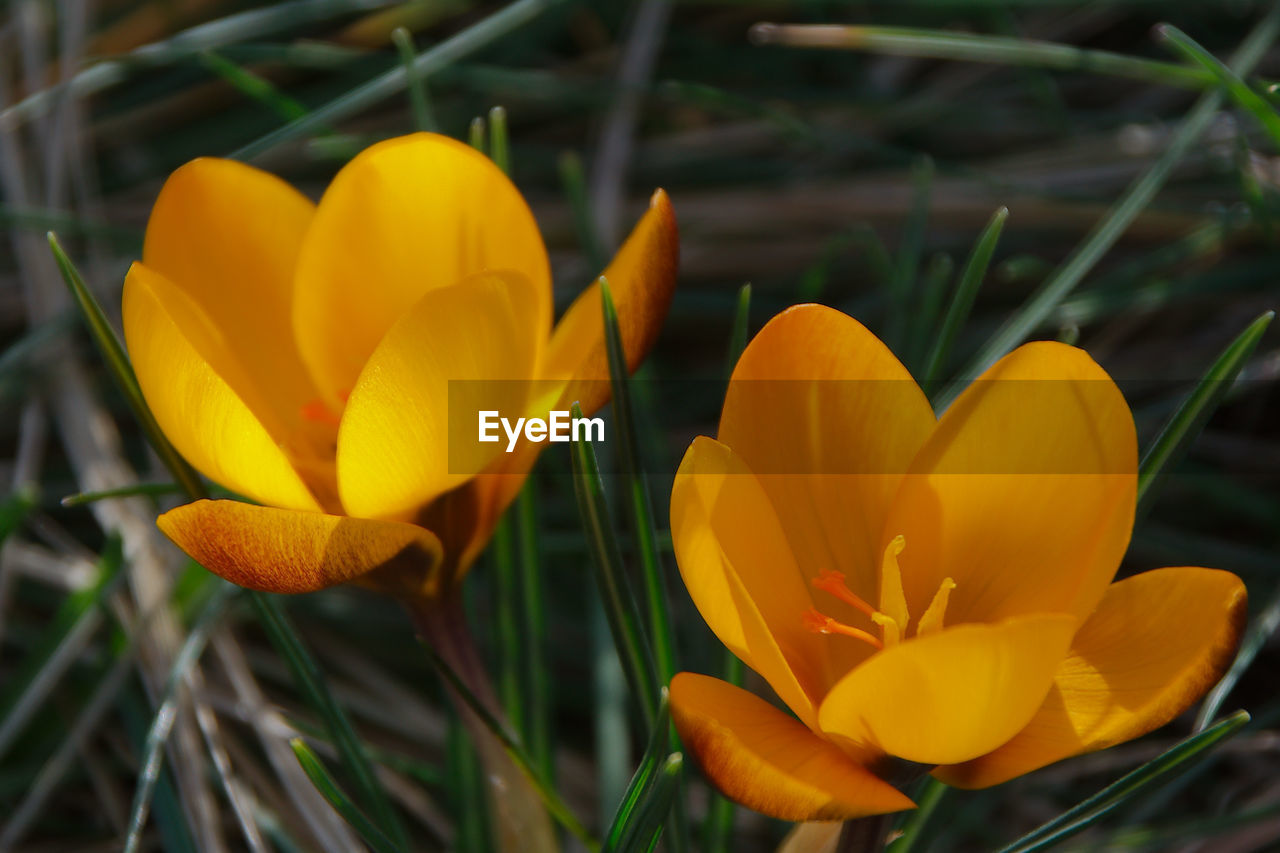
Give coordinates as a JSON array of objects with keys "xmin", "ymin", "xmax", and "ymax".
[{"xmin": 803, "ymin": 535, "xmax": 955, "ymax": 651}]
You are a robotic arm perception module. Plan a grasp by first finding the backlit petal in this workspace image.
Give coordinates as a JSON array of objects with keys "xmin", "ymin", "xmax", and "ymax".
[
  {"xmin": 142, "ymin": 157, "xmax": 327, "ymax": 457},
  {"xmin": 159, "ymin": 500, "xmax": 443, "ymax": 595},
  {"xmin": 294, "ymin": 133, "xmax": 551, "ymax": 405},
  {"xmin": 671, "ymin": 437, "xmax": 831, "ymax": 726},
  {"xmin": 718, "ymin": 305, "xmax": 934, "ymax": 672},
  {"xmin": 122, "ymin": 263, "xmax": 320, "ymax": 512},
  {"xmin": 817, "ymin": 615, "xmax": 1075, "ymax": 766},
  {"xmin": 670, "ymin": 673, "xmax": 915, "ymax": 822},
  {"xmin": 336, "ymin": 270, "xmax": 543, "ymax": 521},
  {"xmin": 545, "ymin": 189, "xmax": 678, "ymax": 415},
  {"xmin": 936, "ymin": 568, "xmax": 1247, "ymax": 788},
  {"xmin": 884, "ymin": 342, "xmax": 1136, "ymax": 626}
]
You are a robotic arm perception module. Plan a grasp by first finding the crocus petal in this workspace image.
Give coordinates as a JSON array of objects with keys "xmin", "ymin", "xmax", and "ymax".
[
  {"xmin": 294, "ymin": 132, "xmax": 551, "ymax": 406},
  {"xmin": 122, "ymin": 263, "xmax": 320, "ymax": 512},
  {"xmin": 141, "ymin": 157, "xmax": 327, "ymax": 456},
  {"xmin": 544, "ymin": 189, "xmax": 678, "ymax": 415},
  {"xmin": 673, "ymin": 437, "xmax": 839, "ymax": 726},
  {"xmin": 935, "ymin": 568, "xmax": 1247, "ymax": 789},
  {"xmin": 884, "ymin": 341, "xmax": 1137, "ymax": 626},
  {"xmin": 817, "ymin": 614, "xmax": 1075, "ymax": 766},
  {"xmin": 717, "ymin": 305, "xmax": 935, "ymax": 675},
  {"xmin": 670, "ymin": 673, "xmax": 916, "ymax": 822},
  {"xmin": 159, "ymin": 500, "xmax": 443, "ymax": 595},
  {"xmin": 336, "ymin": 270, "xmax": 543, "ymax": 521},
  {"xmin": 777, "ymin": 823, "xmax": 841, "ymax": 853}
]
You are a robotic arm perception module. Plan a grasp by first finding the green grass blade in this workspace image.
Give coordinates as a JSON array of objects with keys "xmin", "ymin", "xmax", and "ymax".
[
  {"xmin": 446, "ymin": 709, "xmax": 491, "ymax": 853},
  {"xmin": 995, "ymin": 710, "xmax": 1251, "ymax": 853},
  {"xmin": 948, "ymin": 7, "xmax": 1280, "ymax": 399},
  {"xmin": 249, "ymin": 593, "xmax": 410, "ymax": 850},
  {"xmin": 603, "ymin": 688, "xmax": 671, "ymax": 852},
  {"xmin": 199, "ymin": 51, "xmax": 311, "ymax": 123},
  {"xmin": 60, "ymin": 482, "xmax": 182, "ymax": 507},
  {"xmin": 600, "ymin": 277, "xmax": 678, "ymax": 689},
  {"xmin": 750, "ymin": 23, "xmax": 1220, "ymax": 91},
  {"xmin": 1157, "ymin": 24, "xmax": 1280, "ymax": 148},
  {"xmin": 232, "ymin": 0, "xmax": 565, "ymax": 161},
  {"xmin": 47, "ymin": 233, "xmax": 207, "ymax": 499},
  {"xmin": 568, "ymin": 399, "xmax": 661, "ymax": 726},
  {"xmin": 617, "ymin": 754, "xmax": 683, "ymax": 853},
  {"xmin": 124, "ymin": 583, "xmax": 238, "ymax": 853},
  {"xmin": 489, "ymin": 105, "xmax": 511, "ymax": 174},
  {"xmin": 1195, "ymin": 579, "xmax": 1280, "ymax": 731},
  {"xmin": 289, "ymin": 739, "xmax": 404, "ymax": 853},
  {"xmin": 391, "ymin": 27, "xmax": 438, "ymax": 133},
  {"xmin": 920, "ymin": 207, "xmax": 1007, "ymax": 397},
  {"xmin": 516, "ymin": 483, "xmax": 554, "ymax": 781},
  {"xmin": 907, "ymin": 251, "xmax": 954, "ymax": 372},
  {"xmin": 468, "ymin": 115, "xmax": 486, "ymax": 152},
  {"xmin": 1137, "ymin": 311, "xmax": 1273, "ymax": 514}
]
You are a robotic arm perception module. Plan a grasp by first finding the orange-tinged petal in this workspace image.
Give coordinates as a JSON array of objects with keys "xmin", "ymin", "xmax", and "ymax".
[
  {"xmin": 672, "ymin": 437, "xmax": 836, "ymax": 726},
  {"xmin": 778, "ymin": 822, "xmax": 841, "ymax": 853},
  {"xmin": 294, "ymin": 132, "xmax": 551, "ymax": 405},
  {"xmin": 122, "ymin": 263, "xmax": 320, "ymax": 512},
  {"xmin": 141, "ymin": 157, "xmax": 328, "ymax": 457},
  {"xmin": 936, "ymin": 568, "xmax": 1247, "ymax": 789},
  {"xmin": 670, "ymin": 672, "xmax": 915, "ymax": 822},
  {"xmin": 884, "ymin": 341, "xmax": 1137, "ymax": 626},
  {"xmin": 336, "ymin": 270, "xmax": 543, "ymax": 521},
  {"xmin": 545, "ymin": 189, "xmax": 678, "ymax": 416},
  {"xmin": 159, "ymin": 500, "xmax": 443, "ymax": 595},
  {"xmin": 717, "ymin": 305, "xmax": 935, "ymax": 669},
  {"xmin": 817, "ymin": 614, "xmax": 1075, "ymax": 766}
]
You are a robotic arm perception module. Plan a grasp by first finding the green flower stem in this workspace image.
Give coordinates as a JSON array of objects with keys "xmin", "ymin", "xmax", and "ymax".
[{"xmin": 409, "ymin": 593, "xmax": 595, "ymax": 852}]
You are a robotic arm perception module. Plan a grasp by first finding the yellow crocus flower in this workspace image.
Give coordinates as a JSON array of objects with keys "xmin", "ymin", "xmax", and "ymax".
[
  {"xmin": 669, "ymin": 304, "xmax": 1245, "ymax": 821},
  {"xmin": 124, "ymin": 132, "xmax": 677, "ymax": 596}
]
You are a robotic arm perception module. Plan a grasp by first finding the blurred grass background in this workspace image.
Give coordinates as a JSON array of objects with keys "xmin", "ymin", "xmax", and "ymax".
[{"xmin": 2, "ymin": 0, "xmax": 1279, "ymax": 850}]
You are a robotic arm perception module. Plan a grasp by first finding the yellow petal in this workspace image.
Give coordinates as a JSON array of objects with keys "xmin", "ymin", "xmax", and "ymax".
[
  {"xmin": 294, "ymin": 132, "xmax": 551, "ymax": 406},
  {"xmin": 336, "ymin": 270, "xmax": 543, "ymax": 521},
  {"xmin": 122, "ymin": 263, "xmax": 320, "ymax": 512},
  {"xmin": 670, "ymin": 672, "xmax": 915, "ymax": 822},
  {"xmin": 158, "ymin": 500, "xmax": 443, "ymax": 595},
  {"xmin": 671, "ymin": 437, "xmax": 831, "ymax": 727},
  {"xmin": 936, "ymin": 568, "xmax": 1247, "ymax": 788},
  {"xmin": 884, "ymin": 341, "xmax": 1137, "ymax": 626},
  {"xmin": 545, "ymin": 189, "xmax": 678, "ymax": 416},
  {"xmin": 817, "ymin": 614, "xmax": 1075, "ymax": 766},
  {"xmin": 717, "ymin": 305, "xmax": 935, "ymax": 670},
  {"xmin": 141, "ymin": 157, "xmax": 327, "ymax": 457}
]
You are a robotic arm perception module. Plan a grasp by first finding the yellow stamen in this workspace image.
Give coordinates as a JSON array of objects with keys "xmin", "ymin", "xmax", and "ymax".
[
  {"xmin": 879, "ymin": 535, "xmax": 910, "ymax": 636},
  {"xmin": 803, "ymin": 608, "xmax": 884, "ymax": 650},
  {"xmin": 812, "ymin": 569, "xmax": 877, "ymax": 618},
  {"xmin": 917, "ymin": 577, "xmax": 956, "ymax": 637},
  {"xmin": 870, "ymin": 612, "xmax": 901, "ymax": 647}
]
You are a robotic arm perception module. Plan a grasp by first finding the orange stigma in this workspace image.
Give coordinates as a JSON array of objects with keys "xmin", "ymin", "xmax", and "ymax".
[
  {"xmin": 301, "ymin": 399, "xmax": 342, "ymax": 427},
  {"xmin": 812, "ymin": 569, "xmax": 877, "ymax": 617},
  {"xmin": 803, "ymin": 608, "xmax": 883, "ymax": 649}
]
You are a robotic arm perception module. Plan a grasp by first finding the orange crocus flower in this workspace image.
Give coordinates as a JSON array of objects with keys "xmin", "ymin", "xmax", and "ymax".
[
  {"xmin": 669, "ymin": 304, "xmax": 1245, "ymax": 821},
  {"xmin": 123, "ymin": 132, "xmax": 677, "ymax": 596}
]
